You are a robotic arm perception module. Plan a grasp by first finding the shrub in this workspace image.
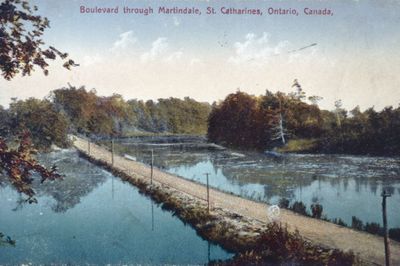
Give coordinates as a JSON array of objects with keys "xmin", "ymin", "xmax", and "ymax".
[
  {"xmin": 389, "ymin": 228, "xmax": 400, "ymax": 242},
  {"xmin": 291, "ymin": 201, "xmax": 308, "ymax": 216},
  {"xmin": 311, "ymin": 203, "xmax": 323, "ymax": 219},
  {"xmin": 351, "ymin": 216, "xmax": 363, "ymax": 231},
  {"xmin": 210, "ymin": 222, "xmax": 356, "ymax": 265},
  {"xmin": 364, "ymin": 222, "xmax": 382, "ymax": 235},
  {"xmin": 332, "ymin": 218, "xmax": 348, "ymax": 227},
  {"xmin": 278, "ymin": 198, "xmax": 290, "ymax": 209}
]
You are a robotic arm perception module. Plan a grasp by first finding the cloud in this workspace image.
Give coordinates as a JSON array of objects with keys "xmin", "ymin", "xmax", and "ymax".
[
  {"xmin": 228, "ymin": 32, "xmax": 291, "ymax": 65},
  {"xmin": 165, "ymin": 51, "xmax": 183, "ymax": 63},
  {"xmin": 82, "ymin": 54, "xmax": 103, "ymax": 67},
  {"xmin": 111, "ymin": 31, "xmax": 137, "ymax": 52},
  {"xmin": 141, "ymin": 37, "xmax": 169, "ymax": 62},
  {"xmin": 189, "ymin": 58, "xmax": 202, "ymax": 65}
]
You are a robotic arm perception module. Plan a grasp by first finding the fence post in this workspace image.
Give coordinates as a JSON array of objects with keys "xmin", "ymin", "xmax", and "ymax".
[
  {"xmin": 381, "ymin": 189, "xmax": 391, "ymax": 266},
  {"xmin": 204, "ymin": 173, "xmax": 210, "ymax": 213},
  {"xmin": 111, "ymin": 138, "xmax": 114, "ymax": 166},
  {"xmin": 151, "ymin": 149, "xmax": 154, "ymax": 185}
]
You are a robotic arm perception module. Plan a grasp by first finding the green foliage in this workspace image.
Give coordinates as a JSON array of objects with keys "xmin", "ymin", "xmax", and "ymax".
[
  {"xmin": 208, "ymin": 90, "xmax": 323, "ymax": 150},
  {"xmin": 0, "ymin": 105, "xmax": 10, "ymax": 136},
  {"xmin": 318, "ymin": 106, "xmax": 400, "ymax": 155},
  {"xmin": 351, "ymin": 216, "xmax": 364, "ymax": 231},
  {"xmin": 364, "ymin": 222, "xmax": 382, "ymax": 235},
  {"xmin": 208, "ymin": 91, "xmax": 265, "ymax": 149},
  {"xmin": 0, "ymin": 0, "xmax": 76, "ymax": 80},
  {"xmin": 8, "ymin": 98, "xmax": 69, "ymax": 149},
  {"xmin": 0, "ymin": 131, "xmax": 62, "ymax": 203},
  {"xmin": 51, "ymin": 87, "xmax": 210, "ymax": 137},
  {"xmin": 311, "ymin": 203, "xmax": 323, "ymax": 219},
  {"xmin": 51, "ymin": 86, "xmax": 98, "ymax": 134},
  {"xmin": 127, "ymin": 97, "xmax": 211, "ymax": 134},
  {"xmin": 277, "ymin": 138, "xmax": 318, "ymax": 153},
  {"xmin": 213, "ymin": 222, "xmax": 356, "ymax": 265},
  {"xmin": 332, "ymin": 218, "xmax": 348, "ymax": 227},
  {"xmin": 291, "ymin": 201, "xmax": 308, "ymax": 216},
  {"xmin": 389, "ymin": 228, "xmax": 400, "ymax": 242},
  {"xmin": 207, "ymin": 88, "xmax": 400, "ymax": 155},
  {"xmin": 278, "ymin": 198, "xmax": 290, "ymax": 209}
]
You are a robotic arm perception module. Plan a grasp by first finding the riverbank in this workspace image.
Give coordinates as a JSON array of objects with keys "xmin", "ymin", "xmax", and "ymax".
[{"xmin": 72, "ymin": 136, "xmax": 400, "ymax": 265}]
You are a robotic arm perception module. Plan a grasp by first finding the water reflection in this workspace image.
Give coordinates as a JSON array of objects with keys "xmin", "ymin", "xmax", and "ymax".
[
  {"xmin": 0, "ymin": 150, "xmax": 232, "ymax": 264},
  {"xmin": 2, "ymin": 150, "xmax": 108, "ymax": 213},
  {"xmin": 112, "ymin": 139, "xmax": 400, "ymax": 228}
]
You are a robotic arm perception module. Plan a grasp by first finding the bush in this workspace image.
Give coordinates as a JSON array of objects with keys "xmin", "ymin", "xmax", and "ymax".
[
  {"xmin": 278, "ymin": 198, "xmax": 290, "ymax": 209},
  {"xmin": 389, "ymin": 228, "xmax": 400, "ymax": 242},
  {"xmin": 351, "ymin": 216, "xmax": 363, "ymax": 231},
  {"xmin": 210, "ymin": 222, "xmax": 356, "ymax": 265},
  {"xmin": 291, "ymin": 201, "xmax": 308, "ymax": 216},
  {"xmin": 364, "ymin": 222, "xmax": 382, "ymax": 235},
  {"xmin": 332, "ymin": 218, "xmax": 348, "ymax": 227},
  {"xmin": 311, "ymin": 203, "xmax": 323, "ymax": 219}
]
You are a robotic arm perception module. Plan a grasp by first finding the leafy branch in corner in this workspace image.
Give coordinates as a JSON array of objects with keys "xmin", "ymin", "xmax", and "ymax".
[
  {"xmin": 0, "ymin": 131, "xmax": 62, "ymax": 203},
  {"xmin": 0, "ymin": 0, "xmax": 78, "ymax": 80}
]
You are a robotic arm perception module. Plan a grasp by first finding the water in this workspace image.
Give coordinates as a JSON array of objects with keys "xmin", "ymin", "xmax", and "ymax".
[
  {"xmin": 0, "ymin": 150, "xmax": 232, "ymax": 265},
  {"xmin": 112, "ymin": 137, "xmax": 400, "ymax": 229}
]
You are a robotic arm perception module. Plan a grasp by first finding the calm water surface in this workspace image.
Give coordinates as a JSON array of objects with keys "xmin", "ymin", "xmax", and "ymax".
[
  {"xmin": 112, "ymin": 137, "xmax": 400, "ymax": 229},
  {"xmin": 0, "ymin": 150, "xmax": 232, "ymax": 265}
]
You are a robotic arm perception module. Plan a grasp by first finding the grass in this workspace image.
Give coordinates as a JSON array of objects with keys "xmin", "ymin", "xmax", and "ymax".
[
  {"xmin": 279, "ymin": 197, "xmax": 400, "ymax": 243},
  {"xmin": 277, "ymin": 138, "xmax": 318, "ymax": 153},
  {"xmin": 77, "ymin": 151, "xmax": 358, "ymax": 265},
  {"xmin": 211, "ymin": 223, "xmax": 358, "ymax": 266}
]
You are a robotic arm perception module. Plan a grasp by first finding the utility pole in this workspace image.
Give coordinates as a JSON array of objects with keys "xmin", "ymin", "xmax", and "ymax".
[
  {"xmin": 204, "ymin": 173, "xmax": 210, "ymax": 213},
  {"xmin": 381, "ymin": 189, "xmax": 391, "ymax": 266},
  {"xmin": 111, "ymin": 138, "xmax": 114, "ymax": 166},
  {"xmin": 150, "ymin": 149, "xmax": 154, "ymax": 185}
]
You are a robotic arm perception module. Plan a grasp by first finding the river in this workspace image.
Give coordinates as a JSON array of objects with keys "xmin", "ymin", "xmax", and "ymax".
[
  {"xmin": 0, "ymin": 149, "xmax": 232, "ymax": 265},
  {"xmin": 110, "ymin": 136, "xmax": 400, "ymax": 229}
]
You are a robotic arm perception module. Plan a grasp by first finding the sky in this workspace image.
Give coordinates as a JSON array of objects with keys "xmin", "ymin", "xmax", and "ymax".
[{"xmin": 0, "ymin": 0, "xmax": 399, "ymax": 111}]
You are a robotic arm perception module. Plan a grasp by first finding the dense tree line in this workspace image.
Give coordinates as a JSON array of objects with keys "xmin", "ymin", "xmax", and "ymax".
[
  {"xmin": 0, "ymin": 86, "xmax": 212, "ymax": 149},
  {"xmin": 127, "ymin": 97, "xmax": 211, "ymax": 134},
  {"xmin": 208, "ymin": 90, "xmax": 400, "ymax": 155},
  {"xmin": 208, "ymin": 90, "xmax": 323, "ymax": 150}
]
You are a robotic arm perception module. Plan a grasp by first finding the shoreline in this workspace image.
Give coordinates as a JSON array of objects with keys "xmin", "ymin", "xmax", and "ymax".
[{"xmin": 72, "ymin": 135, "xmax": 400, "ymax": 265}]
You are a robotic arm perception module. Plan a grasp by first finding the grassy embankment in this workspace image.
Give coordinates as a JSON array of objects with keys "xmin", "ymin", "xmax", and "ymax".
[{"xmin": 77, "ymin": 150, "xmax": 358, "ymax": 265}]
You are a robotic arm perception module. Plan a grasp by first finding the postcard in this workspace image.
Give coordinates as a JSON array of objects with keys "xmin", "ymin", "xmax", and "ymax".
[{"xmin": 0, "ymin": 0, "xmax": 399, "ymax": 265}]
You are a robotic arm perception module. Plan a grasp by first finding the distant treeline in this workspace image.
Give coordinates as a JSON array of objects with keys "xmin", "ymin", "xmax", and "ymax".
[
  {"xmin": 2, "ymin": 84, "xmax": 399, "ymax": 155},
  {"xmin": 0, "ymin": 86, "xmax": 211, "ymax": 149},
  {"xmin": 208, "ymin": 89, "xmax": 400, "ymax": 155}
]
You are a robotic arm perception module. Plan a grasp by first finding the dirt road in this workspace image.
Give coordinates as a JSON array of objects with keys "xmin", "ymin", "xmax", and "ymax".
[{"xmin": 73, "ymin": 136, "xmax": 400, "ymax": 265}]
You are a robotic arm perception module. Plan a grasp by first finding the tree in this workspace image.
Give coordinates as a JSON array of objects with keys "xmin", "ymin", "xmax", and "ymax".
[
  {"xmin": 0, "ymin": 0, "xmax": 65, "ymax": 203},
  {"xmin": 291, "ymin": 79, "xmax": 306, "ymax": 100},
  {"xmin": 0, "ymin": 131, "xmax": 62, "ymax": 203},
  {"xmin": 0, "ymin": 105, "xmax": 10, "ymax": 136},
  {"xmin": 334, "ymin": 99, "xmax": 345, "ymax": 127},
  {"xmin": 270, "ymin": 94, "xmax": 288, "ymax": 145},
  {"xmin": 308, "ymin": 95, "xmax": 323, "ymax": 106},
  {"xmin": 208, "ymin": 91, "xmax": 262, "ymax": 148},
  {"xmin": 9, "ymin": 98, "xmax": 69, "ymax": 149},
  {"xmin": 51, "ymin": 86, "xmax": 97, "ymax": 134},
  {"xmin": 0, "ymin": 0, "xmax": 77, "ymax": 80}
]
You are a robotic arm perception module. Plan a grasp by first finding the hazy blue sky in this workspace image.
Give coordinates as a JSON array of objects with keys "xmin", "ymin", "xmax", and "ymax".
[{"xmin": 1, "ymin": 0, "xmax": 399, "ymax": 110}]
